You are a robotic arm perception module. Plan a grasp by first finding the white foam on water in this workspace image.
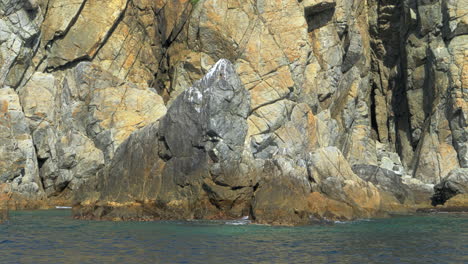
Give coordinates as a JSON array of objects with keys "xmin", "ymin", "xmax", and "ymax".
[
  {"xmin": 55, "ymin": 206, "xmax": 72, "ymax": 209},
  {"xmin": 225, "ymin": 220, "xmax": 251, "ymax": 226},
  {"xmin": 334, "ymin": 218, "xmax": 374, "ymax": 224}
]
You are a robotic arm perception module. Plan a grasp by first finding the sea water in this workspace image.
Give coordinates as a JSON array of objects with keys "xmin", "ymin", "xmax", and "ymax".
[{"xmin": 0, "ymin": 210, "xmax": 466, "ymax": 263}]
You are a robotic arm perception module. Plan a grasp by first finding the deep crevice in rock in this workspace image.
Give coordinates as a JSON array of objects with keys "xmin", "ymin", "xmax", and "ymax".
[
  {"xmin": 45, "ymin": 0, "xmax": 89, "ymax": 50},
  {"xmin": 369, "ymin": 86, "xmax": 380, "ymax": 141},
  {"xmin": 305, "ymin": 6, "xmax": 335, "ymax": 32},
  {"xmin": 90, "ymin": 0, "xmax": 131, "ymax": 61},
  {"xmin": 37, "ymin": 157, "xmax": 47, "ymax": 170},
  {"xmin": 45, "ymin": 56, "xmax": 91, "ymax": 72}
]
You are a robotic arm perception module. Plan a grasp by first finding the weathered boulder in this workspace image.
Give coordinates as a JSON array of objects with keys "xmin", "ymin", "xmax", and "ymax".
[
  {"xmin": 308, "ymin": 147, "xmax": 382, "ymax": 215},
  {"xmin": 45, "ymin": 0, "xmax": 128, "ymax": 68},
  {"xmin": 252, "ymin": 147, "xmax": 383, "ymax": 224},
  {"xmin": 352, "ymin": 164, "xmax": 411, "ymax": 204},
  {"xmin": 351, "ymin": 164, "xmax": 417, "ymax": 213},
  {"xmin": 252, "ymin": 156, "xmax": 315, "ymax": 225},
  {"xmin": 432, "ymin": 168, "xmax": 468, "ymax": 206}
]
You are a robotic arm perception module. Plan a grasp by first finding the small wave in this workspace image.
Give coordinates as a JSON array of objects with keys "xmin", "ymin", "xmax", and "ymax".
[
  {"xmin": 55, "ymin": 206, "xmax": 72, "ymax": 209},
  {"xmin": 334, "ymin": 221, "xmax": 347, "ymax": 224},
  {"xmin": 224, "ymin": 220, "xmax": 251, "ymax": 226},
  {"xmin": 334, "ymin": 219, "xmax": 373, "ymax": 224}
]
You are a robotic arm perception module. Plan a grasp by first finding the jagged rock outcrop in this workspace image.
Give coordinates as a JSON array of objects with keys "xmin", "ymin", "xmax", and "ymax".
[
  {"xmin": 74, "ymin": 60, "xmax": 387, "ymax": 224},
  {"xmin": 0, "ymin": 0, "xmax": 466, "ymax": 224},
  {"xmin": 75, "ymin": 59, "xmax": 256, "ymax": 219},
  {"xmin": 14, "ymin": 62, "xmax": 167, "ymax": 197}
]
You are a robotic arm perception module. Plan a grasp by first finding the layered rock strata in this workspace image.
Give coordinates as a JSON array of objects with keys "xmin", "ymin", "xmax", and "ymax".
[{"xmin": 0, "ymin": 0, "xmax": 466, "ymax": 225}]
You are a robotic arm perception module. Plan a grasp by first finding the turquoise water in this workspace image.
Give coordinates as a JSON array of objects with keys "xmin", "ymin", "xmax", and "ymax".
[{"xmin": 0, "ymin": 210, "xmax": 467, "ymax": 264}]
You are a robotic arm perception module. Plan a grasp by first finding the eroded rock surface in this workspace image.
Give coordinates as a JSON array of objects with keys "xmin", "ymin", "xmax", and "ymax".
[
  {"xmin": 0, "ymin": 88, "xmax": 40, "ymax": 196},
  {"xmin": 74, "ymin": 61, "xmax": 387, "ymax": 224},
  {"xmin": 75, "ymin": 59, "xmax": 255, "ymax": 220},
  {"xmin": 0, "ymin": 0, "xmax": 466, "ymax": 223}
]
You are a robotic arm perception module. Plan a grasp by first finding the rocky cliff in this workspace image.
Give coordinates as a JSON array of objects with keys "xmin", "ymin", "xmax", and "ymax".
[{"xmin": 0, "ymin": 0, "xmax": 466, "ymax": 224}]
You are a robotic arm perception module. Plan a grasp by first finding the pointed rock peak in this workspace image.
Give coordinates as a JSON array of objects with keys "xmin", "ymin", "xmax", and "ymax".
[
  {"xmin": 205, "ymin": 59, "xmax": 235, "ymax": 80},
  {"xmin": 160, "ymin": 57, "xmax": 250, "ymax": 157},
  {"xmin": 178, "ymin": 58, "xmax": 249, "ymax": 116},
  {"xmin": 197, "ymin": 59, "xmax": 242, "ymax": 91}
]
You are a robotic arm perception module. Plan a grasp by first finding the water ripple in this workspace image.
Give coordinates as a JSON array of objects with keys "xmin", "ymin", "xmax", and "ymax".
[{"xmin": 0, "ymin": 210, "xmax": 467, "ymax": 263}]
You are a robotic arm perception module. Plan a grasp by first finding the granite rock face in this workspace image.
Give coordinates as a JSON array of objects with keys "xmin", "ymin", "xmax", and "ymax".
[
  {"xmin": 0, "ymin": 88, "xmax": 40, "ymax": 196},
  {"xmin": 0, "ymin": 0, "xmax": 42, "ymax": 88},
  {"xmin": 76, "ymin": 60, "xmax": 256, "ymax": 220},
  {"xmin": 0, "ymin": 0, "xmax": 466, "ymax": 223},
  {"xmin": 74, "ymin": 61, "xmax": 384, "ymax": 224},
  {"xmin": 368, "ymin": 0, "xmax": 468, "ymax": 184},
  {"xmin": 14, "ymin": 62, "xmax": 166, "ymax": 197}
]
